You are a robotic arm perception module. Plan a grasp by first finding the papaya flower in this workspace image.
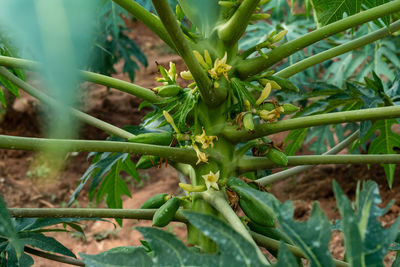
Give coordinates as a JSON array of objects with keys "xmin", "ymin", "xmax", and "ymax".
[
  {"xmin": 194, "ymin": 129, "xmax": 218, "ymax": 149},
  {"xmin": 202, "ymin": 170, "xmax": 220, "ymax": 190},
  {"xmin": 208, "ymin": 52, "xmax": 232, "ymax": 81},
  {"xmin": 193, "ymin": 143, "xmax": 208, "ymax": 165},
  {"xmin": 259, "ymin": 106, "xmax": 285, "ymax": 122}
]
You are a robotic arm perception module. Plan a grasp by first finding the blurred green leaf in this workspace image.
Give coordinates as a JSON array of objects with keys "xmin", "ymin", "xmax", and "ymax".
[
  {"xmin": 276, "ymin": 242, "xmax": 299, "ymax": 267},
  {"xmin": 273, "ymin": 201, "xmax": 335, "ymax": 267},
  {"xmin": 360, "ymin": 119, "xmax": 400, "ymax": 187},
  {"xmin": 284, "ymin": 128, "xmax": 308, "ymax": 156},
  {"xmin": 333, "ymin": 180, "xmax": 400, "ymax": 266}
]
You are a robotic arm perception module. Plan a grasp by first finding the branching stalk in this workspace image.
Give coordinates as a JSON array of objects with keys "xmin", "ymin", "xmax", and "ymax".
[
  {"xmin": 0, "ymin": 67, "xmax": 134, "ymax": 140},
  {"xmin": 256, "ymin": 130, "xmax": 359, "ymax": 185},
  {"xmin": 112, "ymin": 0, "xmax": 177, "ymax": 51},
  {"xmin": 24, "ymin": 246, "xmax": 85, "ymax": 267},
  {"xmin": 8, "ymin": 208, "xmax": 188, "ymax": 223},
  {"xmin": 223, "ymin": 105, "xmax": 400, "ymax": 143},
  {"xmin": 0, "ymin": 135, "xmax": 198, "ymax": 165},
  {"xmin": 276, "ymin": 20, "xmax": 400, "ymax": 78},
  {"xmin": 0, "ymin": 55, "xmax": 161, "ymax": 103},
  {"xmin": 151, "ymin": 0, "xmax": 216, "ymax": 106},
  {"xmin": 236, "ymin": 0, "xmax": 400, "ymax": 78},
  {"xmin": 218, "ymin": 0, "xmax": 261, "ymax": 45},
  {"xmin": 238, "ymin": 154, "xmax": 400, "ymax": 173},
  {"xmin": 251, "ymin": 231, "xmax": 349, "ymax": 267},
  {"xmin": 200, "ymin": 190, "xmax": 270, "ymax": 265}
]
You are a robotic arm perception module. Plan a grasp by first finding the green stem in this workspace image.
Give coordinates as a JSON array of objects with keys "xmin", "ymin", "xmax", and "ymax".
[
  {"xmin": 0, "ymin": 55, "xmax": 161, "ymax": 103},
  {"xmin": 276, "ymin": 20, "xmax": 400, "ymax": 78},
  {"xmin": 218, "ymin": 0, "xmax": 261, "ymax": 46},
  {"xmin": 200, "ymin": 190, "xmax": 270, "ymax": 265},
  {"xmin": 251, "ymin": 231, "xmax": 349, "ymax": 267},
  {"xmin": 8, "ymin": 208, "xmax": 188, "ymax": 223},
  {"xmin": 238, "ymin": 154, "xmax": 400, "ymax": 173},
  {"xmin": 24, "ymin": 246, "xmax": 84, "ymax": 267},
  {"xmin": 223, "ymin": 105, "xmax": 400, "ymax": 143},
  {"xmin": 256, "ymin": 130, "xmax": 359, "ymax": 185},
  {"xmin": 236, "ymin": 0, "xmax": 400, "ymax": 78},
  {"xmin": 112, "ymin": 0, "xmax": 176, "ymax": 52},
  {"xmin": 0, "ymin": 67, "xmax": 134, "ymax": 140},
  {"xmin": 151, "ymin": 0, "xmax": 216, "ymax": 106},
  {"xmin": 0, "ymin": 135, "xmax": 197, "ymax": 165}
]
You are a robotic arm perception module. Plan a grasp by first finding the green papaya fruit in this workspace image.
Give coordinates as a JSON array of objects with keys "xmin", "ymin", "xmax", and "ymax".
[
  {"xmin": 152, "ymin": 197, "xmax": 180, "ymax": 227},
  {"xmin": 266, "ymin": 148, "xmax": 288, "ymax": 166},
  {"xmin": 140, "ymin": 193, "xmax": 171, "ymax": 209}
]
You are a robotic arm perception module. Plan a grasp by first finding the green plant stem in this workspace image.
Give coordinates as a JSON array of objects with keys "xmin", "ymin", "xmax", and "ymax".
[
  {"xmin": 0, "ymin": 135, "xmax": 198, "ymax": 165},
  {"xmin": 0, "ymin": 67, "xmax": 134, "ymax": 140},
  {"xmin": 276, "ymin": 20, "xmax": 400, "ymax": 78},
  {"xmin": 251, "ymin": 231, "xmax": 349, "ymax": 267},
  {"xmin": 238, "ymin": 154, "xmax": 400, "ymax": 172},
  {"xmin": 112, "ymin": 0, "xmax": 176, "ymax": 52},
  {"xmin": 256, "ymin": 130, "xmax": 359, "ymax": 185},
  {"xmin": 151, "ymin": 0, "xmax": 216, "ymax": 106},
  {"xmin": 223, "ymin": 105, "xmax": 400, "ymax": 143},
  {"xmin": 200, "ymin": 190, "xmax": 270, "ymax": 265},
  {"xmin": 236, "ymin": 0, "xmax": 400, "ymax": 78},
  {"xmin": 0, "ymin": 55, "xmax": 161, "ymax": 103},
  {"xmin": 218, "ymin": 0, "xmax": 261, "ymax": 46},
  {"xmin": 24, "ymin": 246, "xmax": 85, "ymax": 267},
  {"xmin": 8, "ymin": 208, "xmax": 188, "ymax": 223}
]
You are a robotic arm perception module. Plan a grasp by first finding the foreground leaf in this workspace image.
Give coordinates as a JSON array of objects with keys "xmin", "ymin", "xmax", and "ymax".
[
  {"xmin": 273, "ymin": 201, "xmax": 335, "ymax": 267},
  {"xmin": 81, "ymin": 212, "xmax": 268, "ymax": 267},
  {"xmin": 80, "ymin": 246, "xmax": 151, "ymax": 267},
  {"xmin": 333, "ymin": 180, "xmax": 400, "ymax": 267}
]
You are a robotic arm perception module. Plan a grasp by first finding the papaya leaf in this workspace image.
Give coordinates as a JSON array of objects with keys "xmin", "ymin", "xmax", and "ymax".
[
  {"xmin": 81, "ymin": 212, "xmax": 269, "ymax": 266},
  {"xmin": 305, "ymin": 125, "xmax": 336, "ymax": 155},
  {"xmin": 178, "ymin": 0, "xmax": 221, "ymax": 37},
  {"xmin": 80, "ymin": 246, "xmax": 152, "ymax": 267},
  {"xmin": 333, "ymin": 180, "xmax": 400, "ymax": 266},
  {"xmin": 284, "ymin": 128, "xmax": 308, "ymax": 156},
  {"xmin": 276, "ymin": 242, "xmax": 299, "ymax": 267},
  {"xmin": 360, "ymin": 119, "xmax": 400, "ymax": 187},
  {"xmin": 0, "ymin": 196, "xmax": 23, "ymax": 264},
  {"xmin": 310, "ymin": 0, "xmax": 385, "ymax": 27},
  {"xmin": 18, "ymin": 232, "xmax": 75, "ymax": 258},
  {"xmin": 96, "ymin": 159, "xmax": 132, "ymax": 226},
  {"xmin": 272, "ymin": 201, "xmax": 335, "ymax": 267}
]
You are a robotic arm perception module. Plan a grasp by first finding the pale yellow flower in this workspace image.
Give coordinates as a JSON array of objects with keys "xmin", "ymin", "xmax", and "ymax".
[
  {"xmin": 193, "ymin": 143, "xmax": 208, "ymax": 165},
  {"xmin": 259, "ymin": 106, "xmax": 285, "ymax": 122},
  {"xmin": 180, "ymin": 70, "xmax": 194, "ymax": 80},
  {"xmin": 208, "ymin": 52, "xmax": 232, "ymax": 81},
  {"xmin": 202, "ymin": 171, "xmax": 220, "ymax": 190},
  {"xmin": 194, "ymin": 129, "xmax": 218, "ymax": 149},
  {"xmin": 255, "ymin": 82, "xmax": 272, "ymax": 105},
  {"xmin": 163, "ymin": 110, "xmax": 180, "ymax": 133}
]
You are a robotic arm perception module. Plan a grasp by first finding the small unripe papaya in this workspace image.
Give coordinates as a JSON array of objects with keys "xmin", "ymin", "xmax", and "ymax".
[{"xmin": 152, "ymin": 197, "xmax": 180, "ymax": 227}]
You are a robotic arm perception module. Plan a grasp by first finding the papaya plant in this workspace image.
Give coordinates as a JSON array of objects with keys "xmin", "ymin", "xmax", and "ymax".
[{"xmin": 1, "ymin": 0, "xmax": 400, "ymax": 266}]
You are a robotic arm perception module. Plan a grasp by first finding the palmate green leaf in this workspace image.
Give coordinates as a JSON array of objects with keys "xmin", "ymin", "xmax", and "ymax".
[
  {"xmin": 96, "ymin": 160, "xmax": 132, "ymax": 226},
  {"xmin": 310, "ymin": 0, "xmax": 361, "ymax": 27},
  {"xmin": 80, "ymin": 246, "xmax": 151, "ymax": 267},
  {"xmin": 333, "ymin": 180, "xmax": 400, "ymax": 267},
  {"xmin": 275, "ymin": 242, "xmax": 299, "ymax": 267},
  {"xmin": 81, "ymin": 212, "xmax": 268, "ymax": 267},
  {"xmin": 305, "ymin": 125, "xmax": 336, "ymax": 155},
  {"xmin": 178, "ymin": 0, "xmax": 221, "ymax": 37},
  {"xmin": 272, "ymin": 201, "xmax": 335, "ymax": 267},
  {"xmin": 284, "ymin": 128, "xmax": 308, "ymax": 156},
  {"xmin": 0, "ymin": 196, "xmax": 23, "ymax": 264},
  {"xmin": 361, "ymin": 119, "xmax": 400, "ymax": 187},
  {"xmin": 18, "ymin": 232, "xmax": 75, "ymax": 258}
]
